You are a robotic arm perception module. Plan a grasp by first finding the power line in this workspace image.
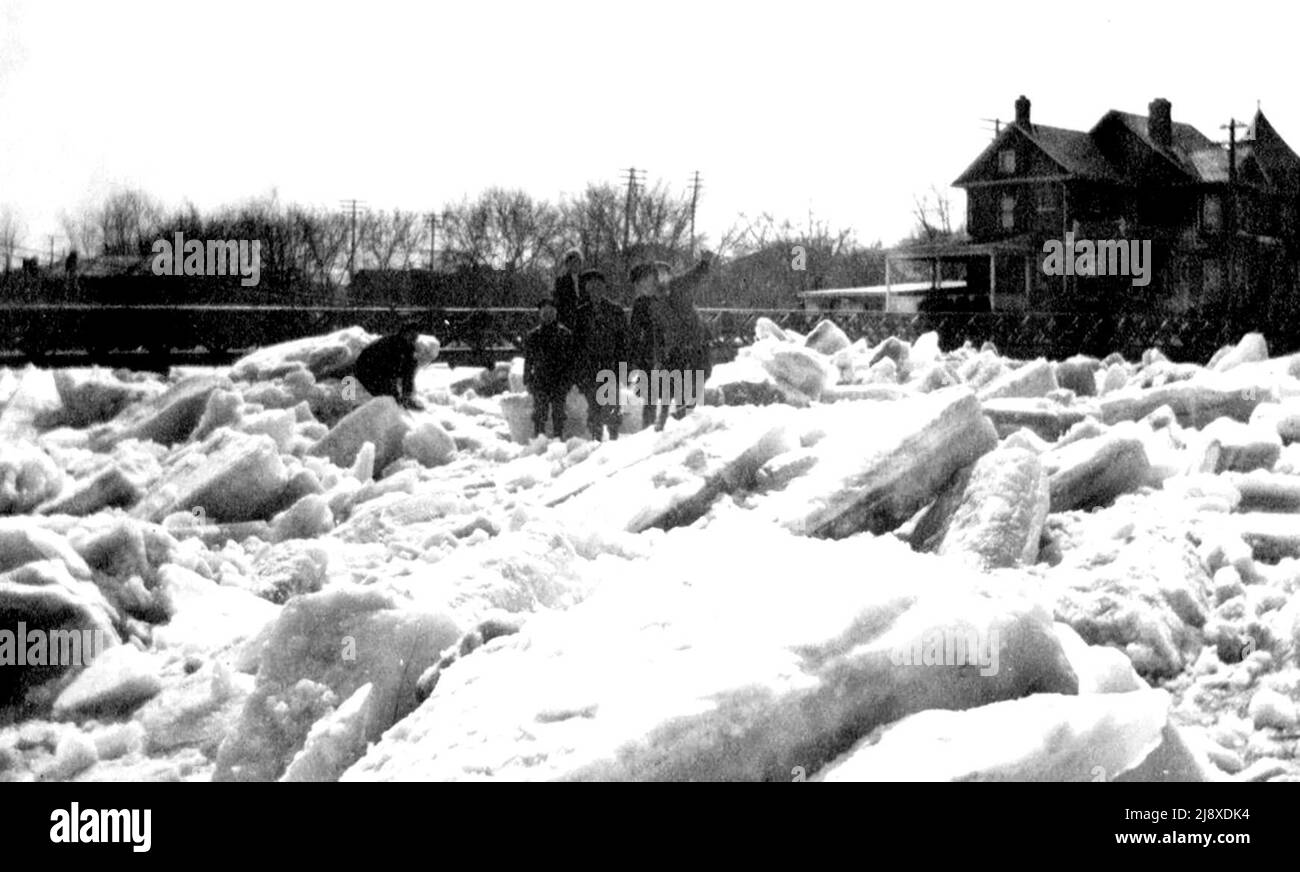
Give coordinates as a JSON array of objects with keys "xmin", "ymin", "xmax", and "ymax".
[
  {"xmin": 339, "ymin": 199, "xmax": 368, "ymax": 284},
  {"xmin": 1220, "ymin": 118, "xmax": 1249, "ymax": 270},
  {"xmin": 619, "ymin": 167, "xmax": 646, "ymax": 256}
]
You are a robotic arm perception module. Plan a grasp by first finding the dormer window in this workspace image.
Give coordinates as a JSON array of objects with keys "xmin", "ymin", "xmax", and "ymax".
[
  {"xmin": 998, "ymin": 150, "xmax": 1016, "ymax": 174},
  {"xmin": 1000, "ymin": 195, "xmax": 1016, "ymax": 230}
]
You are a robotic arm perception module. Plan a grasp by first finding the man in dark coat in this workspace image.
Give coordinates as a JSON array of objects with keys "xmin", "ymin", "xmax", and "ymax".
[
  {"xmin": 553, "ymin": 248, "xmax": 587, "ymax": 333},
  {"xmin": 353, "ymin": 321, "xmax": 428, "ymax": 410},
  {"xmin": 653, "ymin": 253, "xmax": 713, "ymax": 430},
  {"xmin": 627, "ymin": 262, "xmax": 665, "ymax": 430},
  {"xmin": 576, "ymin": 269, "xmax": 629, "ymax": 440},
  {"xmin": 523, "ymin": 299, "xmax": 573, "ymax": 439},
  {"xmin": 625, "ymin": 253, "xmax": 713, "ymax": 431}
]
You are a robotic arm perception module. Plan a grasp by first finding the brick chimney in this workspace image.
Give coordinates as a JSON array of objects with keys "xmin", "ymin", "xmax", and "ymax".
[
  {"xmin": 1015, "ymin": 95, "xmax": 1031, "ymax": 128},
  {"xmin": 1149, "ymin": 98, "xmax": 1172, "ymax": 149}
]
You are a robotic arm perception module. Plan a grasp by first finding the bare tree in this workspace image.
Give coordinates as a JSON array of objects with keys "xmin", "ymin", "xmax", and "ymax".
[
  {"xmin": 96, "ymin": 188, "xmax": 163, "ymax": 256},
  {"xmin": 291, "ymin": 206, "xmax": 350, "ymax": 300},
  {"xmin": 630, "ymin": 180, "xmax": 692, "ymax": 256},
  {"xmin": 722, "ymin": 211, "xmax": 784, "ymax": 257},
  {"xmin": 438, "ymin": 196, "xmax": 494, "ymax": 270},
  {"xmin": 59, "ymin": 208, "xmax": 102, "ymax": 258},
  {"xmin": 910, "ymin": 185, "xmax": 957, "ymax": 243},
  {"xmin": 709, "ymin": 208, "xmax": 879, "ymax": 306},
  {"xmin": 361, "ymin": 209, "xmax": 424, "ymax": 271},
  {"xmin": 559, "ymin": 183, "xmax": 625, "ymax": 270},
  {"xmin": 484, "ymin": 188, "xmax": 560, "ymax": 272},
  {"xmin": 0, "ymin": 206, "xmax": 24, "ymax": 273}
]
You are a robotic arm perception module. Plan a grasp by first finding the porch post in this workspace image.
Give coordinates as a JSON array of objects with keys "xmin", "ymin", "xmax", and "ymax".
[
  {"xmin": 989, "ymin": 252, "xmax": 997, "ymax": 312},
  {"xmin": 885, "ymin": 256, "xmax": 892, "ymax": 313}
]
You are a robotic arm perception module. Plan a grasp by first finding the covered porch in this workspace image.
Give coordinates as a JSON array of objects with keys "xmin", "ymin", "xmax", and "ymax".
[{"xmin": 885, "ymin": 236, "xmax": 1040, "ymax": 312}]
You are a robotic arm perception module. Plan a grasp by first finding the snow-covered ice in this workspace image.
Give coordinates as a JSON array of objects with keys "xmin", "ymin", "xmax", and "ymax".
[{"xmin": 3, "ymin": 322, "xmax": 1300, "ymax": 782}]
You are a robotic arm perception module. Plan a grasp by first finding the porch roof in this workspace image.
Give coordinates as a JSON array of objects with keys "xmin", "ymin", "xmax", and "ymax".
[{"xmin": 888, "ymin": 235, "xmax": 1038, "ymax": 261}]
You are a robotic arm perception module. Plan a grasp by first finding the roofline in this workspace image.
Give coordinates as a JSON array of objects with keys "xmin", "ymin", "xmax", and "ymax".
[
  {"xmin": 952, "ymin": 123, "xmax": 1078, "ymax": 186},
  {"xmin": 1090, "ymin": 109, "xmax": 1204, "ymax": 181},
  {"xmin": 959, "ymin": 175, "xmax": 1078, "ymax": 187}
]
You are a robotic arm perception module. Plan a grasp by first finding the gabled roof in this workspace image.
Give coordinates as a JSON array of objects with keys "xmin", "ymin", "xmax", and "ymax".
[
  {"xmin": 956, "ymin": 100, "xmax": 1300, "ymax": 193},
  {"xmin": 1092, "ymin": 110, "xmax": 1221, "ymax": 182},
  {"xmin": 952, "ymin": 122, "xmax": 1120, "ymax": 186},
  {"xmin": 1104, "ymin": 111, "xmax": 1217, "ymax": 155},
  {"xmin": 1242, "ymin": 110, "xmax": 1300, "ymax": 192},
  {"xmin": 1021, "ymin": 124, "xmax": 1121, "ymax": 181}
]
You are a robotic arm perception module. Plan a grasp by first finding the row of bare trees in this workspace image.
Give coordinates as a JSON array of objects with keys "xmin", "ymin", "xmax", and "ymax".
[
  {"xmin": 43, "ymin": 180, "xmax": 708, "ymax": 278},
  {"xmin": 4, "ymin": 180, "xmax": 964, "ymax": 306},
  {"xmin": 436, "ymin": 180, "xmax": 697, "ymax": 274}
]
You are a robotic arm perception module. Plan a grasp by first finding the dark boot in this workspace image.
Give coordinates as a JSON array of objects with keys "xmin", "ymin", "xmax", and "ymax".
[{"xmin": 531, "ymin": 399, "xmax": 547, "ymax": 438}]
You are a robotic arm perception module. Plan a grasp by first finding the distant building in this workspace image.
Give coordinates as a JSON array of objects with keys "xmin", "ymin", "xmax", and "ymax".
[{"xmin": 896, "ymin": 95, "xmax": 1300, "ymax": 318}]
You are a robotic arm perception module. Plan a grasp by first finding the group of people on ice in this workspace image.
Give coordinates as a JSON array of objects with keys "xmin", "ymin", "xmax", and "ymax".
[{"xmin": 524, "ymin": 247, "xmax": 713, "ymax": 440}]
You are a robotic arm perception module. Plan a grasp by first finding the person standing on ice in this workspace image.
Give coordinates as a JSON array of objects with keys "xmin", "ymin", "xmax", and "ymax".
[
  {"xmin": 554, "ymin": 247, "xmax": 592, "ymax": 401},
  {"xmin": 627, "ymin": 262, "xmax": 666, "ymax": 430},
  {"xmin": 352, "ymin": 321, "xmax": 430, "ymax": 411},
  {"xmin": 523, "ymin": 298, "xmax": 574, "ymax": 438},
  {"xmin": 633, "ymin": 251, "xmax": 713, "ymax": 431},
  {"xmin": 577, "ymin": 269, "xmax": 628, "ymax": 440},
  {"xmin": 553, "ymin": 248, "xmax": 588, "ymax": 333}
]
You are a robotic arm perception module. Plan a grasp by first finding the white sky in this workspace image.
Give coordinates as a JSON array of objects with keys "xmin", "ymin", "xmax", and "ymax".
[{"xmin": 1, "ymin": 0, "xmax": 1298, "ymax": 259}]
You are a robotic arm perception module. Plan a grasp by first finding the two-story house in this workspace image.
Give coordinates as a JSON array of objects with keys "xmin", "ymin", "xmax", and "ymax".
[{"xmin": 902, "ymin": 96, "xmax": 1300, "ymax": 322}]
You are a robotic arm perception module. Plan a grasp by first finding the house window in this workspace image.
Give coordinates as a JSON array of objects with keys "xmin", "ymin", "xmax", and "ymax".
[
  {"xmin": 1202, "ymin": 194, "xmax": 1223, "ymax": 232},
  {"xmin": 1000, "ymin": 195, "xmax": 1016, "ymax": 230},
  {"xmin": 1036, "ymin": 187, "xmax": 1056, "ymax": 213},
  {"xmin": 1203, "ymin": 259, "xmax": 1223, "ymax": 296},
  {"xmin": 998, "ymin": 150, "xmax": 1016, "ymax": 174}
]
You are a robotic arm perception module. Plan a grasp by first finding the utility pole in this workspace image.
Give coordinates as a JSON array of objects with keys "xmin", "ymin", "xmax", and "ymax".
[
  {"xmin": 48, "ymin": 236, "xmax": 55, "ymax": 268},
  {"xmin": 1220, "ymin": 118, "xmax": 1249, "ymax": 301},
  {"xmin": 339, "ymin": 199, "xmax": 366, "ymax": 284},
  {"xmin": 1220, "ymin": 119, "xmax": 1248, "ymax": 220},
  {"xmin": 687, "ymin": 171, "xmax": 702, "ymax": 258},
  {"xmin": 620, "ymin": 167, "xmax": 645, "ymax": 257}
]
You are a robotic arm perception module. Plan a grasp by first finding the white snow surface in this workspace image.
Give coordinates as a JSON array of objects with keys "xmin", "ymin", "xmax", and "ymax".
[{"xmin": 2, "ymin": 325, "xmax": 1299, "ymax": 782}]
